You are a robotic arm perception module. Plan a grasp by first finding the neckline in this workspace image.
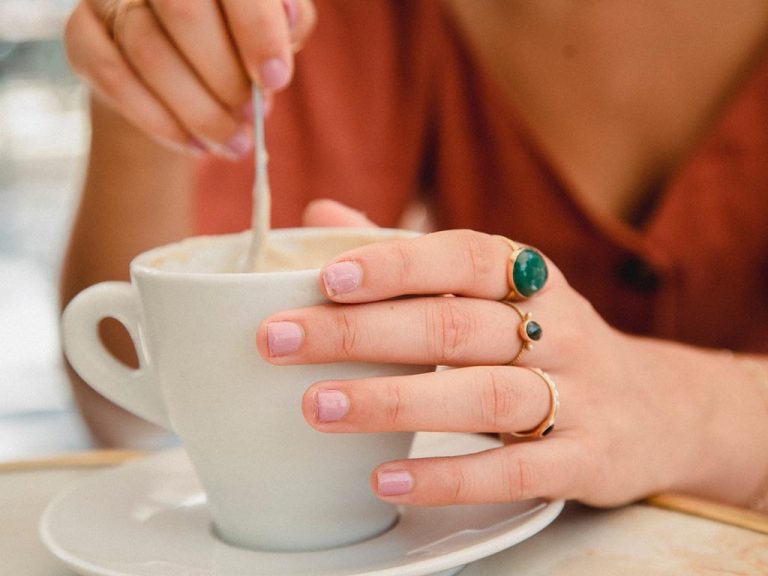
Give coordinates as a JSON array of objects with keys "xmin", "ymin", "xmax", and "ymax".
[{"xmin": 441, "ymin": 7, "xmax": 768, "ymax": 254}]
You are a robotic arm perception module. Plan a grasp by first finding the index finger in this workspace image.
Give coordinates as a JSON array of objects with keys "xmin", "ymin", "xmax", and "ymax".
[
  {"xmin": 220, "ymin": 0, "xmax": 293, "ymax": 90},
  {"xmin": 319, "ymin": 230, "xmax": 563, "ymax": 303}
]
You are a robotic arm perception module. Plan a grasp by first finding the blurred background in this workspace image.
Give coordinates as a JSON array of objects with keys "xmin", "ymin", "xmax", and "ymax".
[{"xmin": 0, "ymin": 0, "xmax": 92, "ymax": 458}]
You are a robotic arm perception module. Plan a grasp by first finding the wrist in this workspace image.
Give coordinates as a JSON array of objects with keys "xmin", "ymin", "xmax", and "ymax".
[
  {"xmin": 740, "ymin": 358, "xmax": 768, "ymax": 513},
  {"xmin": 685, "ymin": 350, "xmax": 768, "ymax": 509},
  {"xmin": 628, "ymin": 339, "xmax": 768, "ymax": 508}
]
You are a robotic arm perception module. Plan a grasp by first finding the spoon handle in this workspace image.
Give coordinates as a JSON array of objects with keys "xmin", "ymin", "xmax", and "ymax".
[{"xmin": 244, "ymin": 87, "xmax": 271, "ymax": 272}]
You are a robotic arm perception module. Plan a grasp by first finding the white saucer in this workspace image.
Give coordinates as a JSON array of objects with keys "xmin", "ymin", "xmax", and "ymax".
[{"xmin": 41, "ymin": 435, "xmax": 563, "ymax": 576}]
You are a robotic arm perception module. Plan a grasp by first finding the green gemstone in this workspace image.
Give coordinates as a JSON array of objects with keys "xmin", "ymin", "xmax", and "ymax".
[{"xmin": 513, "ymin": 248, "xmax": 548, "ymax": 297}]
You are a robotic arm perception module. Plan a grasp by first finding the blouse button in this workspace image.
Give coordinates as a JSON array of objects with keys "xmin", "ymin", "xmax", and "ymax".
[{"xmin": 615, "ymin": 256, "xmax": 661, "ymax": 292}]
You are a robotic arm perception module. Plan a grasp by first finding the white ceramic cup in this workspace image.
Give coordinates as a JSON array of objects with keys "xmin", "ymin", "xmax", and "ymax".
[{"xmin": 61, "ymin": 228, "xmax": 430, "ymax": 552}]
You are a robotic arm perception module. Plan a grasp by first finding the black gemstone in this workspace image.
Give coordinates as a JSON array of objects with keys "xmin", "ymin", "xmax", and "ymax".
[
  {"xmin": 525, "ymin": 320, "xmax": 543, "ymax": 341},
  {"xmin": 542, "ymin": 424, "xmax": 555, "ymax": 436}
]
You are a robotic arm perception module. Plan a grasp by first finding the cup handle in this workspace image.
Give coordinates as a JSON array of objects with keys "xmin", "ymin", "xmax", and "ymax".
[{"xmin": 61, "ymin": 281, "xmax": 171, "ymax": 430}]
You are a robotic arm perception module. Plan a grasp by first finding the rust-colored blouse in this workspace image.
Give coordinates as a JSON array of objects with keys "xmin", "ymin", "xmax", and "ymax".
[{"xmin": 194, "ymin": 1, "xmax": 768, "ymax": 353}]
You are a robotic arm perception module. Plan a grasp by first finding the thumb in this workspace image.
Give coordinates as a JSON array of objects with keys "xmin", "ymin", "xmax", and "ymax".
[{"xmin": 302, "ymin": 199, "xmax": 378, "ymax": 228}]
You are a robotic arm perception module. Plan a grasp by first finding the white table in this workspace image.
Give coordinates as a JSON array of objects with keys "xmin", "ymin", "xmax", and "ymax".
[{"xmin": 3, "ymin": 433, "xmax": 767, "ymax": 575}]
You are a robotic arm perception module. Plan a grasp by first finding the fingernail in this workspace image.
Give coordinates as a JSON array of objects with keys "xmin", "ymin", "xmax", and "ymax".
[
  {"xmin": 187, "ymin": 137, "xmax": 208, "ymax": 157},
  {"xmin": 323, "ymin": 261, "xmax": 361, "ymax": 296},
  {"xmin": 240, "ymin": 100, "xmax": 254, "ymax": 123},
  {"xmin": 226, "ymin": 129, "xmax": 253, "ymax": 157},
  {"xmin": 267, "ymin": 321, "xmax": 303, "ymax": 356},
  {"xmin": 282, "ymin": 0, "xmax": 299, "ymax": 31},
  {"xmin": 377, "ymin": 470, "xmax": 414, "ymax": 497},
  {"xmin": 260, "ymin": 58, "xmax": 290, "ymax": 90},
  {"xmin": 315, "ymin": 390, "xmax": 349, "ymax": 422}
]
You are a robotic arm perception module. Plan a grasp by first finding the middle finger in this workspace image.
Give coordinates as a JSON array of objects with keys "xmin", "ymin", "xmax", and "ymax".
[
  {"xmin": 150, "ymin": 0, "xmax": 251, "ymax": 111},
  {"xmin": 258, "ymin": 296, "xmax": 549, "ymax": 367},
  {"xmin": 118, "ymin": 4, "xmax": 250, "ymax": 154}
]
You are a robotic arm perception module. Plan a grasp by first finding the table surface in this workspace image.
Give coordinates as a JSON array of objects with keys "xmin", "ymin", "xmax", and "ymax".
[{"xmin": 2, "ymin": 433, "xmax": 767, "ymax": 576}]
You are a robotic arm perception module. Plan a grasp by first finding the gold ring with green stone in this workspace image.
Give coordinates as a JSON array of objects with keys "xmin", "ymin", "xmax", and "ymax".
[{"xmin": 494, "ymin": 235, "xmax": 549, "ymax": 300}]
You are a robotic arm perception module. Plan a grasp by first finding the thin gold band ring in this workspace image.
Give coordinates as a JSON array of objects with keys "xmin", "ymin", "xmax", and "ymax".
[{"xmin": 508, "ymin": 367, "xmax": 558, "ymax": 438}]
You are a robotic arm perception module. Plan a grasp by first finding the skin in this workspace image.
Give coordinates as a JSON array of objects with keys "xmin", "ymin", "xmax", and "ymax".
[
  {"xmin": 61, "ymin": 0, "xmax": 316, "ymax": 446},
  {"xmin": 61, "ymin": 1, "xmax": 768, "ymax": 506},
  {"xmin": 259, "ymin": 201, "xmax": 768, "ymax": 509},
  {"xmin": 67, "ymin": 0, "xmax": 316, "ymax": 155}
]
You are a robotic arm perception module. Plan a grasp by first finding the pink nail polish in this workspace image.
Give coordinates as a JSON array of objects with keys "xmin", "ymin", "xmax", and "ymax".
[
  {"xmin": 226, "ymin": 129, "xmax": 253, "ymax": 157},
  {"xmin": 377, "ymin": 470, "xmax": 414, "ymax": 497},
  {"xmin": 282, "ymin": 0, "xmax": 299, "ymax": 31},
  {"xmin": 316, "ymin": 390, "xmax": 349, "ymax": 422},
  {"xmin": 323, "ymin": 262, "xmax": 361, "ymax": 296},
  {"xmin": 267, "ymin": 322, "xmax": 303, "ymax": 356},
  {"xmin": 260, "ymin": 58, "xmax": 290, "ymax": 90},
  {"xmin": 187, "ymin": 137, "xmax": 208, "ymax": 156}
]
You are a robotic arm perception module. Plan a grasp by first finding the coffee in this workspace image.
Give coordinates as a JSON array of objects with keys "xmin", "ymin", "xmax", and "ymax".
[{"xmin": 151, "ymin": 230, "xmax": 393, "ymax": 274}]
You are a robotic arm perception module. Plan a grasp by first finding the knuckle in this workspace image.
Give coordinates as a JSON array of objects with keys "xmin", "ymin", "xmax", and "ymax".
[
  {"xmin": 554, "ymin": 292, "xmax": 603, "ymax": 364},
  {"xmin": 501, "ymin": 453, "xmax": 534, "ymax": 501},
  {"xmin": 554, "ymin": 316, "xmax": 581, "ymax": 356},
  {"xmin": 382, "ymin": 380, "xmax": 405, "ymax": 427},
  {"xmin": 477, "ymin": 368, "xmax": 518, "ymax": 431},
  {"xmin": 334, "ymin": 310, "xmax": 359, "ymax": 360},
  {"xmin": 424, "ymin": 299, "xmax": 476, "ymax": 363},
  {"xmin": 392, "ymin": 242, "xmax": 416, "ymax": 288},
  {"xmin": 459, "ymin": 231, "xmax": 496, "ymax": 287},
  {"xmin": 449, "ymin": 462, "xmax": 472, "ymax": 503}
]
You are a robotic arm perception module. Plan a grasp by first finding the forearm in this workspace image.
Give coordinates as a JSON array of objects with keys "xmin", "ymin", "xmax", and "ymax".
[
  {"xmin": 61, "ymin": 96, "xmax": 196, "ymax": 447},
  {"xmin": 61, "ymin": 96, "xmax": 196, "ymax": 299}
]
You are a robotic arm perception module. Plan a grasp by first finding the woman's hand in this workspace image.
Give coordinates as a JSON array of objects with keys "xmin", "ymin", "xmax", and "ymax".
[
  {"xmin": 65, "ymin": 0, "xmax": 316, "ymax": 156},
  {"xmin": 258, "ymin": 203, "xmax": 768, "ymax": 509}
]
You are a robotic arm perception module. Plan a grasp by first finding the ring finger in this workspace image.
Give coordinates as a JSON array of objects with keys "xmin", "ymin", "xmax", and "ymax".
[{"xmin": 302, "ymin": 365, "xmax": 564, "ymax": 436}]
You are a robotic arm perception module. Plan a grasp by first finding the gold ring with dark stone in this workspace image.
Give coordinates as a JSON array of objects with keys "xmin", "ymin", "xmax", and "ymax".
[{"xmin": 501, "ymin": 301, "xmax": 542, "ymax": 365}]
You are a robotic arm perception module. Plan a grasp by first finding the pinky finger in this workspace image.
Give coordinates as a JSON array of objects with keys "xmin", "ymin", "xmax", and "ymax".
[
  {"xmin": 372, "ymin": 439, "xmax": 585, "ymax": 506},
  {"xmin": 65, "ymin": 3, "xmax": 190, "ymax": 152}
]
